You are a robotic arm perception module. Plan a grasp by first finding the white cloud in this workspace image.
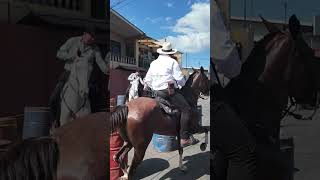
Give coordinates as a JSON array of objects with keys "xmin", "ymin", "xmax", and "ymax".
[
  {"xmin": 161, "ymin": 2, "xmax": 210, "ymax": 53},
  {"xmin": 166, "ymin": 2, "xmax": 174, "ymax": 8},
  {"xmin": 165, "ymin": 17, "xmax": 172, "ymax": 22},
  {"xmin": 145, "ymin": 17, "xmax": 163, "ymax": 24}
]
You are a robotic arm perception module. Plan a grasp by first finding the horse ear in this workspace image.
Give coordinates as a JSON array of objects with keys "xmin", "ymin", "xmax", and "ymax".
[
  {"xmin": 260, "ymin": 15, "xmax": 280, "ymax": 33},
  {"xmin": 200, "ymin": 66, "xmax": 204, "ymax": 73},
  {"xmin": 192, "ymin": 67, "xmax": 196, "ymax": 72},
  {"xmin": 289, "ymin": 14, "xmax": 301, "ymax": 39}
]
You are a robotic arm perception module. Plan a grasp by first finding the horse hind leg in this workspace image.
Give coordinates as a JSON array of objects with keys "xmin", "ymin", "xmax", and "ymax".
[
  {"xmin": 127, "ymin": 144, "xmax": 149, "ymax": 179},
  {"xmin": 114, "ymin": 141, "xmax": 130, "ymax": 163},
  {"xmin": 118, "ymin": 142, "xmax": 133, "ymax": 179}
]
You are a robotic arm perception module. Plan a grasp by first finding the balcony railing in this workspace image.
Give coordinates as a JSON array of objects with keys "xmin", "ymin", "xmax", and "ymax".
[
  {"xmin": 16, "ymin": 0, "xmax": 81, "ymax": 11},
  {"xmin": 139, "ymin": 57, "xmax": 153, "ymax": 70},
  {"xmin": 111, "ymin": 54, "xmax": 136, "ymax": 65}
]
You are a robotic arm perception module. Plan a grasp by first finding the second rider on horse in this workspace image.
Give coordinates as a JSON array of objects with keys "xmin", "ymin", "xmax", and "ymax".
[{"xmin": 144, "ymin": 42, "xmax": 199, "ymax": 148}]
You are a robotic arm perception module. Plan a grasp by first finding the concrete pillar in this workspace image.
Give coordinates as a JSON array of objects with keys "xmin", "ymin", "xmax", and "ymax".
[
  {"xmin": 135, "ymin": 40, "xmax": 139, "ymax": 66},
  {"xmin": 81, "ymin": 0, "xmax": 91, "ymax": 16},
  {"xmin": 215, "ymin": 0, "xmax": 230, "ymax": 25}
]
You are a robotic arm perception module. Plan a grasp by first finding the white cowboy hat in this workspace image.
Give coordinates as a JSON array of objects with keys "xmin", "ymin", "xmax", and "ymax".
[{"xmin": 157, "ymin": 42, "xmax": 178, "ymax": 55}]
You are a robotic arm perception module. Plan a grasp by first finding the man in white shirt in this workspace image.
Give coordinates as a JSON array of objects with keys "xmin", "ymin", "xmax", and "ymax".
[
  {"xmin": 144, "ymin": 42, "xmax": 199, "ymax": 148},
  {"xmin": 56, "ymin": 26, "xmax": 109, "ymax": 125},
  {"xmin": 127, "ymin": 71, "xmax": 144, "ymax": 101}
]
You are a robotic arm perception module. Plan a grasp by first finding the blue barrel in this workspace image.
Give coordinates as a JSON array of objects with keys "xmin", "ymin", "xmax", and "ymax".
[
  {"xmin": 152, "ymin": 134, "xmax": 178, "ymax": 152},
  {"xmin": 117, "ymin": 95, "xmax": 126, "ymax": 106},
  {"xmin": 22, "ymin": 107, "xmax": 52, "ymax": 139}
]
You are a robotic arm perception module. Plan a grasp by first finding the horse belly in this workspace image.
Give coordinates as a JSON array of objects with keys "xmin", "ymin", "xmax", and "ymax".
[{"xmin": 153, "ymin": 115, "xmax": 177, "ymax": 136}]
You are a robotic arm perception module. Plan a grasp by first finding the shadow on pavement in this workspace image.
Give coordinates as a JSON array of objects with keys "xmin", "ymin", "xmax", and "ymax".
[
  {"xmin": 133, "ymin": 158, "xmax": 170, "ymax": 179},
  {"xmin": 158, "ymin": 151, "xmax": 211, "ymax": 180}
]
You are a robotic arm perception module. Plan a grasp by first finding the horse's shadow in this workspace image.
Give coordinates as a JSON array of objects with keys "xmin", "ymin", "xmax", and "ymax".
[
  {"xmin": 132, "ymin": 158, "xmax": 170, "ymax": 179},
  {"xmin": 158, "ymin": 151, "xmax": 210, "ymax": 180},
  {"xmin": 133, "ymin": 152, "xmax": 210, "ymax": 180}
]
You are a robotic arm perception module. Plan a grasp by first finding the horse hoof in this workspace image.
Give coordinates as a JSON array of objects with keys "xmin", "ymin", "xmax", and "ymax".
[
  {"xmin": 119, "ymin": 175, "xmax": 128, "ymax": 180},
  {"xmin": 113, "ymin": 155, "xmax": 118, "ymax": 163},
  {"xmin": 200, "ymin": 143, "xmax": 207, "ymax": 151},
  {"xmin": 180, "ymin": 165, "xmax": 188, "ymax": 172}
]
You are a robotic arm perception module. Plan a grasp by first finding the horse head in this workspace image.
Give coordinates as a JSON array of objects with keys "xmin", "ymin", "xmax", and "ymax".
[
  {"xmin": 183, "ymin": 67, "xmax": 210, "ymax": 104},
  {"xmin": 254, "ymin": 15, "xmax": 319, "ymax": 106}
]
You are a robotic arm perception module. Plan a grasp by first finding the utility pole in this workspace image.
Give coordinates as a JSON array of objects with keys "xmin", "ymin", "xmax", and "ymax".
[
  {"xmin": 244, "ymin": 0, "xmax": 247, "ymax": 23},
  {"xmin": 186, "ymin": 53, "xmax": 188, "ymax": 68},
  {"xmin": 284, "ymin": 0, "xmax": 287, "ymax": 24},
  {"xmin": 250, "ymin": 0, "xmax": 254, "ymax": 17},
  {"xmin": 281, "ymin": 0, "xmax": 288, "ymax": 24}
]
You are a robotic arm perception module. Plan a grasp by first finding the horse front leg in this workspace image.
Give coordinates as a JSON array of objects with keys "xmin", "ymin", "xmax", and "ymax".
[
  {"xmin": 177, "ymin": 133, "xmax": 187, "ymax": 172},
  {"xmin": 200, "ymin": 127, "xmax": 209, "ymax": 151}
]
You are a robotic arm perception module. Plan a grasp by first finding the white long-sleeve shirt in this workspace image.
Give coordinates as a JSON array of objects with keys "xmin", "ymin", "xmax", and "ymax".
[
  {"xmin": 144, "ymin": 54, "xmax": 186, "ymax": 91},
  {"xmin": 211, "ymin": 0, "xmax": 242, "ymax": 81}
]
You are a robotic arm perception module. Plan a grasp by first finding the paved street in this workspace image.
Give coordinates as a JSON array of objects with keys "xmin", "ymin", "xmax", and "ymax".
[
  {"xmin": 281, "ymin": 107, "xmax": 320, "ymax": 180},
  {"xmin": 129, "ymin": 98, "xmax": 210, "ymax": 180}
]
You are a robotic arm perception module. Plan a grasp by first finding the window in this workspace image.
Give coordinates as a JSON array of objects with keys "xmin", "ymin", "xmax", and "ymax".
[
  {"xmin": 111, "ymin": 40, "xmax": 121, "ymax": 56},
  {"xmin": 126, "ymin": 43, "xmax": 135, "ymax": 58}
]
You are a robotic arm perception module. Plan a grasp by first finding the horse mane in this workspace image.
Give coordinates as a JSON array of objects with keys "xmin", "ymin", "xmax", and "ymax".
[
  {"xmin": 237, "ymin": 32, "xmax": 280, "ymax": 82},
  {"xmin": 111, "ymin": 105, "xmax": 128, "ymax": 133},
  {"xmin": 0, "ymin": 137, "xmax": 59, "ymax": 180},
  {"xmin": 182, "ymin": 71, "xmax": 196, "ymax": 90}
]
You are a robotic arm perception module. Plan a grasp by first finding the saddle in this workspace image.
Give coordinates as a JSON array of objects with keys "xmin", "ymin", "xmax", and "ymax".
[{"xmin": 143, "ymin": 83, "xmax": 180, "ymax": 117}]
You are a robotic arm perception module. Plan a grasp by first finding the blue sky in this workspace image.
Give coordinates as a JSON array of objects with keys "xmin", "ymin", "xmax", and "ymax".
[
  {"xmin": 110, "ymin": 0, "xmax": 210, "ymax": 69},
  {"xmin": 231, "ymin": 0, "xmax": 320, "ymax": 23}
]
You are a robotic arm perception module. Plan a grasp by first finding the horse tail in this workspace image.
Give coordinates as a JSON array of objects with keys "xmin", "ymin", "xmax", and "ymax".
[
  {"xmin": 0, "ymin": 137, "xmax": 59, "ymax": 180},
  {"xmin": 111, "ymin": 105, "xmax": 128, "ymax": 133}
]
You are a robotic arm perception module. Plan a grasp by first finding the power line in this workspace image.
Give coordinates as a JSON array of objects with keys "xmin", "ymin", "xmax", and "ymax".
[
  {"xmin": 114, "ymin": 0, "xmax": 137, "ymax": 10},
  {"xmin": 111, "ymin": 0, "xmax": 127, "ymax": 8}
]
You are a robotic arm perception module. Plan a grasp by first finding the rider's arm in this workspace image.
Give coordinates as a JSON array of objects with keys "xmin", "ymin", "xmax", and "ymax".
[
  {"xmin": 212, "ymin": 0, "xmax": 241, "ymax": 80},
  {"xmin": 128, "ymin": 73, "xmax": 136, "ymax": 81},
  {"xmin": 56, "ymin": 37, "xmax": 76, "ymax": 61},
  {"xmin": 172, "ymin": 60, "xmax": 186, "ymax": 88},
  {"xmin": 94, "ymin": 47, "xmax": 109, "ymax": 75},
  {"xmin": 139, "ymin": 77, "xmax": 145, "ymax": 85},
  {"xmin": 144, "ymin": 66, "xmax": 153, "ymax": 88}
]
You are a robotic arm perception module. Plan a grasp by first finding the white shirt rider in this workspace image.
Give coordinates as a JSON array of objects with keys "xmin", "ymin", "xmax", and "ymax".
[
  {"xmin": 144, "ymin": 53, "xmax": 186, "ymax": 91},
  {"xmin": 211, "ymin": 0, "xmax": 242, "ymax": 81}
]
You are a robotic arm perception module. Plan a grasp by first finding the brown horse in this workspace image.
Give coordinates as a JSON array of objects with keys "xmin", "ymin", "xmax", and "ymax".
[
  {"xmin": 212, "ymin": 15, "xmax": 320, "ymax": 180},
  {"xmin": 0, "ymin": 112, "xmax": 109, "ymax": 180},
  {"xmin": 110, "ymin": 67, "xmax": 210, "ymax": 179}
]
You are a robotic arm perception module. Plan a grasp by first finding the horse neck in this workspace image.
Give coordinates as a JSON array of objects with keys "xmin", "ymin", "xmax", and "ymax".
[
  {"xmin": 181, "ymin": 77, "xmax": 199, "ymax": 107},
  {"xmin": 227, "ymin": 39, "xmax": 290, "ymax": 110},
  {"xmin": 259, "ymin": 41, "xmax": 293, "ymax": 108}
]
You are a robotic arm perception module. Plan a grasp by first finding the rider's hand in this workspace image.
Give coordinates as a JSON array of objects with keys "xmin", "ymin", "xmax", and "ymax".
[
  {"xmin": 80, "ymin": 88, "xmax": 89, "ymax": 97},
  {"xmin": 77, "ymin": 48, "xmax": 81, "ymax": 57},
  {"xmin": 143, "ymin": 85, "xmax": 148, "ymax": 91}
]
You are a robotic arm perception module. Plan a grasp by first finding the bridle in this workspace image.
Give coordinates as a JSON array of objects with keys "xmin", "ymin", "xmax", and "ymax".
[
  {"xmin": 190, "ymin": 71, "xmax": 210, "ymax": 100},
  {"xmin": 281, "ymin": 33, "xmax": 319, "ymax": 120},
  {"xmin": 281, "ymin": 95, "xmax": 319, "ymax": 120}
]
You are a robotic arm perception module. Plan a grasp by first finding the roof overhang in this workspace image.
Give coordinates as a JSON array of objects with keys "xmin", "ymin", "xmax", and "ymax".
[
  {"xmin": 115, "ymin": 65, "xmax": 147, "ymax": 72},
  {"xmin": 231, "ymin": 16, "xmax": 313, "ymax": 33},
  {"xmin": 18, "ymin": 12, "xmax": 107, "ymax": 31},
  {"xmin": 110, "ymin": 9, "xmax": 145, "ymax": 38},
  {"xmin": 138, "ymin": 36, "xmax": 184, "ymax": 54}
]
